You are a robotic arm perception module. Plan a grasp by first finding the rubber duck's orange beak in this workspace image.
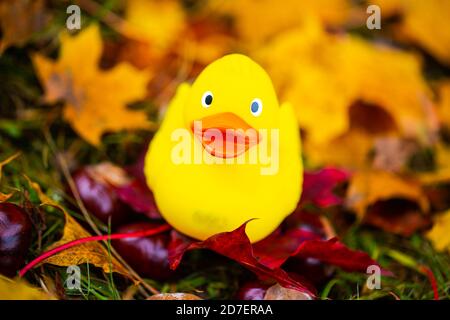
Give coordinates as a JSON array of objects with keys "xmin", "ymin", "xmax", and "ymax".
[{"xmin": 191, "ymin": 112, "xmax": 261, "ymax": 158}]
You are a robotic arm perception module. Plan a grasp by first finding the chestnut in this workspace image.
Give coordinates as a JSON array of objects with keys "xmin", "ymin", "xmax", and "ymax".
[
  {"xmin": 0, "ymin": 203, "xmax": 32, "ymax": 277},
  {"xmin": 112, "ymin": 222, "xmax": 174, "ymax": 280},
  {"xmin": 72, "ymin": 166, "xmax": 130, "ymax": 227}
]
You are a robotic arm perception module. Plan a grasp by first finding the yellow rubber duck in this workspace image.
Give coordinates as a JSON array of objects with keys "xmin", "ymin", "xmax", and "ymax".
[{"xmin": 145, "ymin": 54, "xmax": 302, "ymax": 243}]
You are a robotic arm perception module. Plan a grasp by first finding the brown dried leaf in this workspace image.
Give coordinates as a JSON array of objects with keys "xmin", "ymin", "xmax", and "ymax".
[{"xmin": 0, "ymin": 0, "xmax": 50, "ymax": 53}]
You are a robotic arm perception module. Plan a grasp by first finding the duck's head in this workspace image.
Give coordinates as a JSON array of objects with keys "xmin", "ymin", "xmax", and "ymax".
[{"xmin": 184, "ymin": 54, "xmax": 279, "ymax": 158}]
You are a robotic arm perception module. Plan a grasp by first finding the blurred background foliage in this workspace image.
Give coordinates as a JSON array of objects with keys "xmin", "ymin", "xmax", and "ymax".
[{"xmin": 1, "ymin": 0, "xmax": 450, "ymax": 300}]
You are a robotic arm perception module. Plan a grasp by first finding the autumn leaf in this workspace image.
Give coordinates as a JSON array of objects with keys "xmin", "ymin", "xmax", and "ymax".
[
  {"xmin": 32, "ymin": 24, "xmax": 151, "ymax": 146},
  {"xmin": 0, "ymin": 0, "xmax": 50, "ymax": 53},
  {"xmin": 372, "ymin": 137, "xmax": 419, "ymax": 173},
  {"xmin": 122, "ymin": 0, "xmax": 186, "ymax": 52},
  {"xmin": 169, "ymin": 219, "xmax": 383, "ymax": 294},
  {"xmin": 346, "ymin": 170, "xmax": 429, "ymax": 219},
  {"xmin": 168, "ymin": 222, "xmax": 316, "ymax": 296},
  {"xmin": 304, "ymin": 129, "xmax": 375, "ymax": 169},
  {"xmin": 253, "ymin": 227, "xmax": 323, "ymax": 269},
  {"xmin": 437, "ymin": 81, "xmax": 450, "ymax": 128},
  {"xmin": 427, "ymin": 210, "xmax": 450, "ymax": 253},
  {"xmin": 292, "ymin": 238, "xmax": 383, "ymax": 274},
  {"xmin": 43, "ymin": 212, "xmax": 130, "ymax": 275},
  {"xmin": 0, "ymin": 153, "xmax": 20, "ymax": 202},
  {"xmin": 24, "ymin": 176, "xmax": 130, "ymax": 276},
  {"xmin": 418, "ymin": 142, "xmax": 450, "ymax": 185},
  {"xmin": 362, "ymin": 199, "xmax": 431, "ymax": 237},
  {"xmin": 301, "ymin": 167, "xmax": 350, "ymax": 208},
  {"xmin": 254, "ymin": 223, "xmax": 382, "ymax": 273},
  {"xmin": 346, "ymin": 170, "xmax": 431, "ymax": 235},
  {"xmin": 374, "ymin": 0, "xmax": 450, "ymax": 66},
  {"xmin": 0, "ymin": 276, "xmax": 53, "ymax": 300},
  {"xmin": 209, "ymin": 0, "xmax": 354, "ymax": 45}
]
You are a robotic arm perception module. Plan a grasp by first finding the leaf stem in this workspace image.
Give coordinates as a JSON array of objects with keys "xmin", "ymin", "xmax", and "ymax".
[{"xmin": 19, "ymin": 224, "xmax": 171, "ymax": 278}]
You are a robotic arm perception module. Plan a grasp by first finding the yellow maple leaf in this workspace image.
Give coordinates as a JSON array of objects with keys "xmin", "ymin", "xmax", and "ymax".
[
  {"xmin": 44, "ymin": 212, "xmax": 130, "ymax": 275},
  {"xmin": 121, "ymin": 0, "xmax": 185, "ymax": 52},
  {"xmin": 346, "ymin": 170, "xmax": 429, "ymax": 219},
  {"xmin": 209, "ymin": 0, "xmax": 353, "ymax": 45},
  {"xmin": 25, "ymin": 176, "xmax": 129, "ymax": 276},
  {"xmin": 32, "ymin": 24, "xmax": 151, "ymax": 146},
  {"xmin": 0, "ymin": 276, "xmax": 53, "ymax": 300}
]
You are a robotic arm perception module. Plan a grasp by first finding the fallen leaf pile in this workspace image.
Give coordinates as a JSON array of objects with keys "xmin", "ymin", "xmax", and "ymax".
[{"xmin": 168, "ymin": 218, "xmax": 382, "ymax": 297}]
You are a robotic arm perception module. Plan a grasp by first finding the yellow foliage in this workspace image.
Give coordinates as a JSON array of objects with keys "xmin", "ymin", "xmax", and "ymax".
[
  {"xmin": 254, "ymin": 19, "xmax": 434, "ymax": 166},
  {"xmin": 123, "ymin": 0, "xmax": 185, "ymax": 51},
  {"xmin": 25, "ymin": 176, "xmax": 129, "ymax": 276},
  {"xmin": 427, "ymin": 210, "xmax": 450, "ymax": 253},
  {"xmin": 346, "ymin": 170, "xmax": 429, "ymax": 219},
  {"xmin": 257, "ymin": 20, "xmax": 432, "ymax": 143},
  {"xmin": 374, "ymin": 0, "xmax": 450, "ymax": 66},
  {"xmin": 0, "ymin": 277, "xmax": 53, "ymax": 300},
  {"xmin": 33, "ymin": 24, "xmax": 151, "ymax": 146},
  {"xmin": 43, "ymin": 212, "xmax": 129, "ymax": 275},
  {"xmin": 0, "ymin": 153, "xmax": 20, "ymax": 202},
  {"xmin": 437, "ymin": 81, "xmax": 450, "ymax": 127},
  {"xmin": 210, "ymin": 0, "xmax": 353, "ymax": 44}
]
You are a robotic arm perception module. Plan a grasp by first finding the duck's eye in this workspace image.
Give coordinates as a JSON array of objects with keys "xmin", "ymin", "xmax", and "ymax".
[
  {"xmin": 201, "ymin": 91, "xmax": 213, "ymax": 108},
  {"xmin": 250, "ymin": 98, "xmax": 263, "ymax": 116}
]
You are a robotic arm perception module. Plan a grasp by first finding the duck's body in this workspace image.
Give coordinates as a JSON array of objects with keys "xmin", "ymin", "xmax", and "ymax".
[{"xmin": 145, "ymin": 54, "xmax": 302, "ymax": 243}]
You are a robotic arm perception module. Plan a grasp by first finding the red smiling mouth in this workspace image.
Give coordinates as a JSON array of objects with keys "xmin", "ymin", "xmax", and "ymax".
[{"xmin": 191, "ymin": 112, "xmax": 261, "ymax": 158}]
